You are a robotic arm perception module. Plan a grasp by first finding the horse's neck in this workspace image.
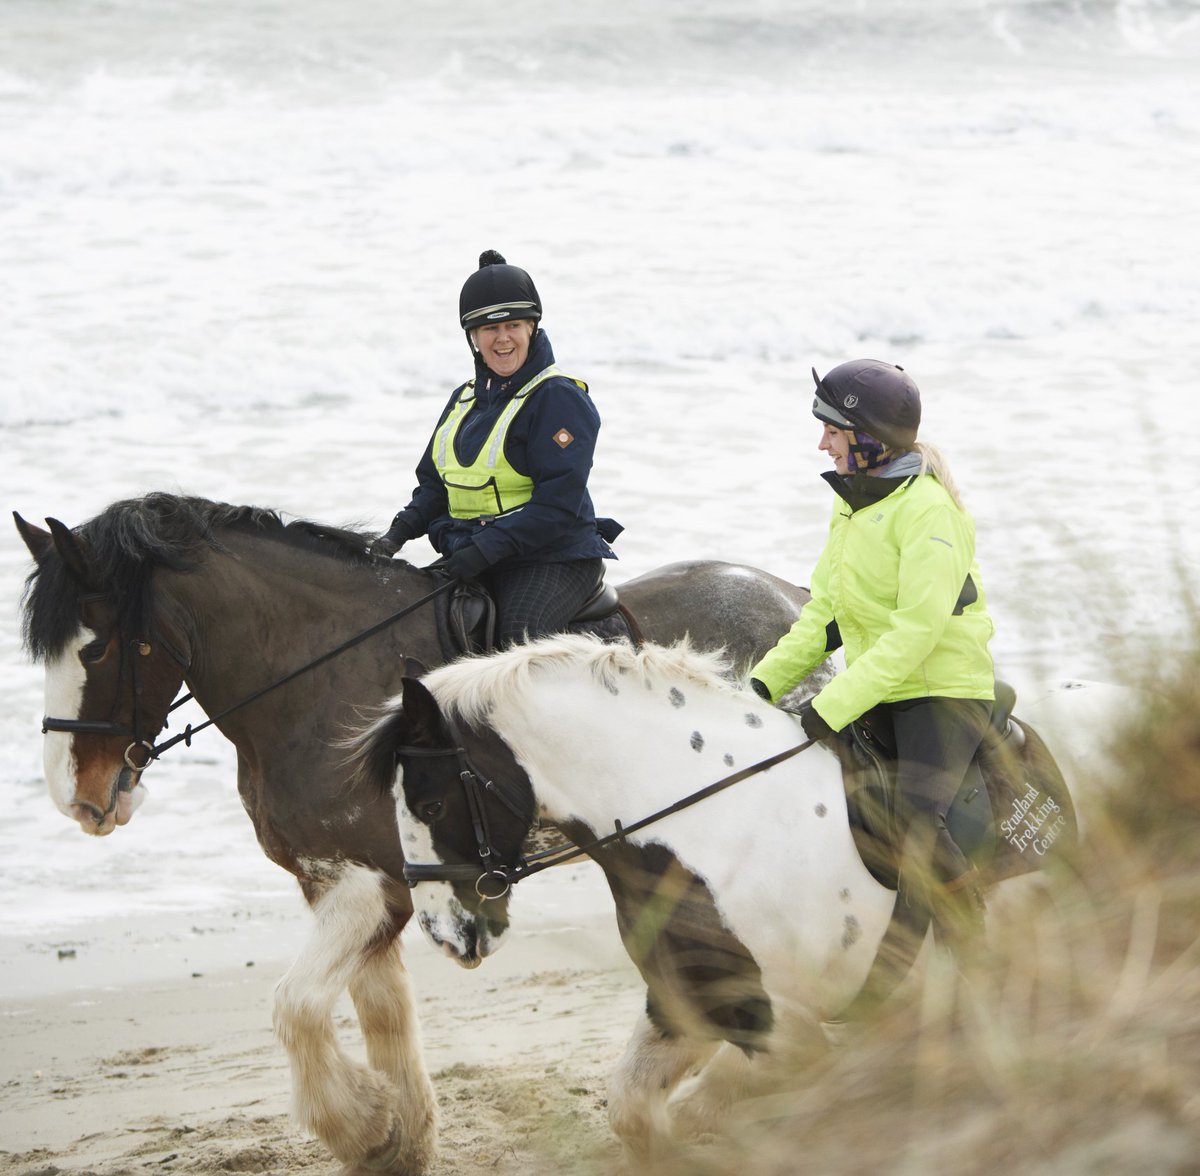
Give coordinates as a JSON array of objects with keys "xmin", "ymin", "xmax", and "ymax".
[
  {"xmin": 496, "ymin": 672, "xmax": 810, "ymax": 837},
  {"xmin": 159, "ymin": 542, "xmax": 436, "ymax": 731}
]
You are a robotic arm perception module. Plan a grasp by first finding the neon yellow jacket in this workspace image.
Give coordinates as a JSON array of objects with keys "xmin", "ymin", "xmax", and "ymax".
[{"xmin": 750, "ymin": 473, "xmax": 995, "ymax": 732}]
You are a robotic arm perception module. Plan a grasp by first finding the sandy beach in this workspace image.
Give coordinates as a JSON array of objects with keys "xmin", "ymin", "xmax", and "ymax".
[
  {"xmin": 3, "ymin": 2, "xmax": 1197, "ymax": 1172},
  {"xmin": 0, "ymin": 866, "xmax": 641, "ymax": 1175}
]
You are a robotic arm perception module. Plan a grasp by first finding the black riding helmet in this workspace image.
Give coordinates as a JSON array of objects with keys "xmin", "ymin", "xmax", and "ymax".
[
  {"xmin": 459, "ymin": 250, "xmax": 542, "ymax": 332},
  {"xmin": 811, "ymin": 359, "xmax": 921, "ymax": 451}
]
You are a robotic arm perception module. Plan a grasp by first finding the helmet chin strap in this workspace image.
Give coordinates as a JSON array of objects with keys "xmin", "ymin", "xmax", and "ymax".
[{"xmin": 848, "ymin": 430, "xmax": 892, "ymax": 472}]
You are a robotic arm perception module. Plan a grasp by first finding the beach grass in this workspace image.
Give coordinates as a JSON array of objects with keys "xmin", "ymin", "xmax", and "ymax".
[{"xmin": 512, "ymin": 646, "xmax": 1200, "ymax": 1175}]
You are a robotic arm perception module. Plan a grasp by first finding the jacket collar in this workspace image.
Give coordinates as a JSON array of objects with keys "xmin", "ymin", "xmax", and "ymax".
[{"xmin": 823, "ymin": 469, "xmax": 918, "ymax": 513}]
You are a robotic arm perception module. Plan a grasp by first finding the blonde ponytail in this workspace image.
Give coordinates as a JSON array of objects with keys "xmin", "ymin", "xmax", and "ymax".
[{"xmin": 912, "ymin": 442, "xmax": 965, "ymax": 510}]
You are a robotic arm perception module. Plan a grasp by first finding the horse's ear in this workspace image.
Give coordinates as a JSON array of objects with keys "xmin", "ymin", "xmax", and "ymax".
[
  {"xmin": 13, "ymin": 512, "xmax": 54, "ymax": 565},
  {"xmin": 45, "ymin": 516, "xmax": 93, "ymax": 586},
  {"xmin": 400, "ymin": 676, "xmax": 445, "ymax": 740},
  {"xmin": 403, "ymin": 656, "xmax": 428, "ymax": 678}
]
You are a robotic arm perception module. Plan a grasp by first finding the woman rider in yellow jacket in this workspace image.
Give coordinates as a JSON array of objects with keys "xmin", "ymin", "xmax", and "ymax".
[{"xmin": 750, "ymin": 359, "xmax": 996, "ymax": 940}]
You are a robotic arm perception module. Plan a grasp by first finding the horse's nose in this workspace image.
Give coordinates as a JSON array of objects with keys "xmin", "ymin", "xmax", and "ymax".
[
  {"xmin": 74, "ymin": 798, "xmax": 105, "ymax": 823},
  {"xmin": 442, "ymin": 921, "xmax": 484, "ymax": 968},
  {"xmin": 70, "ymin": 797, "xmax": 114, "ymax": 833},
  {"xmin": 458, "ymin": 922, "xmax": 478, "ymax": 958}
]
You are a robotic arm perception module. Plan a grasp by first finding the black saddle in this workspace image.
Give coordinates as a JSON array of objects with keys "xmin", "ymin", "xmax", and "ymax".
[
  {"xmin": 840, "ymin": 683, "xmax": 1077, "ymax": 889},
  {"xmin": 436, "ymin": 571, "xmax": 632, "ymax": 660}
]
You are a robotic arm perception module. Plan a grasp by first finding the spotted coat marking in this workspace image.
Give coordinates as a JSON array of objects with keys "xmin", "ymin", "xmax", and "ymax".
[
  {"xmin": 690, "ymin": 731, "xmax": 704, "ymax": 752},
  {"xmin": 842, "ymin": 915, "xmax": 862, "ymax": 950}
]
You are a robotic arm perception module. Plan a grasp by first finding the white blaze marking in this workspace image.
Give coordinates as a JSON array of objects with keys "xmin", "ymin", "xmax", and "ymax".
[
  {"xmin": 395, "ymin": 775, "xmax": 496, "ymax": 963},
  {"xmin": 42, "ymin": 624, "xmax": 94, "ymax": 815}
]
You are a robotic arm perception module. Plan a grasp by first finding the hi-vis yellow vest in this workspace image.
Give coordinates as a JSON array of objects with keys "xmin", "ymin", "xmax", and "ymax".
[{"xmin": 432, "ymin": 365, "xmax": 587, "ymax": 520}]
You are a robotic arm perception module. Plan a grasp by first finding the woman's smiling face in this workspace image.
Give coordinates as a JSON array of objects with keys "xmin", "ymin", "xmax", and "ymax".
[
  {"xmin": 471, "ymin": 319, "xmax": 535, "ymax": 378},
  {"xmin": 819, "ymin": 421, "xmax": 855, "ymax": 475}
]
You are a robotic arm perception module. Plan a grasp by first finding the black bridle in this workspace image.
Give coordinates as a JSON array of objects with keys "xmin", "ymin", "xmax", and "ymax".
[
  {"xmin": 396, "ymin": 722, "xmax": 534, "ymax": 901},
  {"xmin": 40, "ymin": 592, "xmax": 193, "ymax": 777},
  {"xmin": 399, "ymin": 710, "xmax": 817, "ymax": 900},
  {"xmin": 41, "ymin": 577, "xmax": 457, "ymax": 772}
]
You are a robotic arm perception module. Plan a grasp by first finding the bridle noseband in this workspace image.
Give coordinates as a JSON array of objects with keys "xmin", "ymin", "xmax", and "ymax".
[{"xmin": 396, "ymin": 711, "xmax": 533, "ymax": 901}]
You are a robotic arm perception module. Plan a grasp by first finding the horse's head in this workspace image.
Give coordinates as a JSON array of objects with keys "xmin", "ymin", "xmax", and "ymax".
[
  {"xmin": 350, "ymin": 672, "xmax": 535, "ymax": 969},
  {"xmin": 15, "ymin": 512, "xmax": 190, "ymax": 836}
]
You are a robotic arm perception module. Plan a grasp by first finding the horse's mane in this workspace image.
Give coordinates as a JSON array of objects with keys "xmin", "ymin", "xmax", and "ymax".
[
  {"xmin": 343, "ymin": 635, "xmax": 740, "ymax": 803},
  {"xmin": 20, "ymin": 492, "xmax": 374, "ymax": 661},
  {"xmin": 422, "ymin": 633, "xmax": 739, "ymax": 727}
]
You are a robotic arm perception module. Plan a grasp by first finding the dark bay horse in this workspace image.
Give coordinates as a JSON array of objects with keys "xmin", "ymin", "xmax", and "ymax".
[{"xmin": 14, "ymin": 491, "xmax": 813, "ymax": 1176}]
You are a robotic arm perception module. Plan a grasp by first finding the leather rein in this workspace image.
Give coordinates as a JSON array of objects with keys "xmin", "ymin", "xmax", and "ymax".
[
  {"xmin": 41, "ymin": 578, "xmax": 458, "ymax": 779},
  {"xmin": 398, "ymin": 710, "xmax": 817, "ymax": 900}
]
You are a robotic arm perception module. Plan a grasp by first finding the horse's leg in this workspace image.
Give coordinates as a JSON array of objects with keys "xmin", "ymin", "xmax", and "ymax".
[
  {"xmin": 668, "ymin": 1011, "xmax": 827, "ymax": 1139},
  {"xmin": 666, "ymin": 1040, "xmax": 755, "ymax": 1138},
  {"xmin": 607, "ymin": 1007, "xmax": 717, "ymax": 1161},
  {"xmin": 273, "ymin": 864, "xmax": 437, "ymax": 1175},
  {"xmin": 347, "ymin": 932, "xmax": 438, "ymax": 1165}
]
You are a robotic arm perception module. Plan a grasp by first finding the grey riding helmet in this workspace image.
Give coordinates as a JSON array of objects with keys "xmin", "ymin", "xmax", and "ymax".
[{"xmin": 811, "ymin": 359, "xmax": 922, "ymax": 451}]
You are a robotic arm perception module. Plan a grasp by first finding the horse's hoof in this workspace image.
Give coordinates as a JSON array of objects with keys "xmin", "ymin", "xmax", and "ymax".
[{"xmin": 338, "ymin": 1117, "xmax": 434, "ymax": 1176}]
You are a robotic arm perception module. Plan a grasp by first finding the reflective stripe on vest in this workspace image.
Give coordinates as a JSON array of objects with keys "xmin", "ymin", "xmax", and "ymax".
[{"xmin": 432, "ymin": 365, "xmax": 587, "ymax": 520}]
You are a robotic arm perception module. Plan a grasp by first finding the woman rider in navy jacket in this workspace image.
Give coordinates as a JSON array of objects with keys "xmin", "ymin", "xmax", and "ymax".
[{"xmin": 371, "ymin": 251, "xmax": 621, "ymax": 646}]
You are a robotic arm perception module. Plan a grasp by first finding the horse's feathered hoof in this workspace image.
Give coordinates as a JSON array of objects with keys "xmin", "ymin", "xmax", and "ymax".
[{"xmin": 340, "ymin": 1116, "xmax": 434, "ymax": 1176}]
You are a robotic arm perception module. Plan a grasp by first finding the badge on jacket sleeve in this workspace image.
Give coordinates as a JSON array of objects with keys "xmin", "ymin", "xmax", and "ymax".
[{"xmin": 553, "ymin": 428, "xmax": 575, "ymax": 449}]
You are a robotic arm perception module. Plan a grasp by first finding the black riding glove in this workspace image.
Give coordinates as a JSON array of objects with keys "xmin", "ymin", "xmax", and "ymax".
[
  {"xmin": 369, "ymin": 534, "xmax": 402, "ymax": 558},
  {"xmin": 797, "ymin": 699, "xmax": 835, "ymax": 743},
  {"xmin": 750, "ymin": 678, "xmax": 772, "ymax": 702},
  {"xmin": 369, "ymin": 516, "xmax": 418, "ymax": 558},
  {"xmin": 434, "ymin": 543, "xmax": 491, "ymax": 583}
]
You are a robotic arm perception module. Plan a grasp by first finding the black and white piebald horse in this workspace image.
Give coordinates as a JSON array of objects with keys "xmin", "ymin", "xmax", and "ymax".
[{"xmin": 348, "ymin": 634, "xmax": 1126, "ymax": 1155}]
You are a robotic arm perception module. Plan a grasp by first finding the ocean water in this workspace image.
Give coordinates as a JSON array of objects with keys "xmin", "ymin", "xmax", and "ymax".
[{"xmin": 2, "ymin": 0, "xmax": 1198, "ymax": 992}]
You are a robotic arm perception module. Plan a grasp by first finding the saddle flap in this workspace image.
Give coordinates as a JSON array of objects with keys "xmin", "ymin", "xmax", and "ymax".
[
  {"xmin": 433, "ymin": 582, "xmax": 496, "ymax": 660},
  {"xmin": 841, "ymin": 740, "xmax": 994, "ymax": 890},
  {"xmin": 573, "ymin": 578, "xmax": 619, "ymax": 623},
  {"xmin": 434, "ymin": 572, "xmax": 631, "ymax": 660},
  {"xmin": 842, "ymin": 690, "xmax": 1076, "ymax": 890}
]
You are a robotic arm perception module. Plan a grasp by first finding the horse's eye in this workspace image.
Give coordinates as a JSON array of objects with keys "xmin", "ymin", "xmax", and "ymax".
[
  {"xmin": 80, "ymin": 640, "xmax": 108, "ymax": 664},
  {"xmin": 417, "ymin": 800, "xmax": 444, "ymax": 824}
]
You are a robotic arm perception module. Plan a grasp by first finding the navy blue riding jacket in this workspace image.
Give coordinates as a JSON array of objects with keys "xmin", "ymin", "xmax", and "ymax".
[{"xmin": 390, "ymin": 329, "xmax": 621, "ymax": 569}]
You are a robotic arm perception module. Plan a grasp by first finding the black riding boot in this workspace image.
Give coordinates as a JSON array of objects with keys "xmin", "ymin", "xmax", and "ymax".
[
  {"xmin": 897, "ymin": 819, "xmax": 985, "ymax": 959},
  {"xmin": 929, "ymin": 823, "xmax": 986, "ymax": 953}
]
